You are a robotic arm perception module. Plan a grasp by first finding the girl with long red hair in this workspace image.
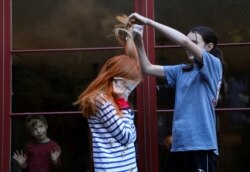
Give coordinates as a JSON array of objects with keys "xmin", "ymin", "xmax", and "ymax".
[{"xmin": 74, "ymin": 15, "xmax": 141, "ymax": 172}]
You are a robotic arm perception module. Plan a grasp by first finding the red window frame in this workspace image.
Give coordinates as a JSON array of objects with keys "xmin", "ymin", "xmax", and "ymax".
[
  {"xmin": 0, "ymin": 0, "xmax": 11, "ymax": 171},
  {"xmin": 134, "ymin": 0, "xmax": 159, "ymax": 171}
]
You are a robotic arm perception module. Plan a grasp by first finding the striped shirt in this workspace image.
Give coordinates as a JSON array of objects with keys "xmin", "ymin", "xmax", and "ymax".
[{"xmin": 88, "ymin": 101, "xmax": 137, "ymax": 172}]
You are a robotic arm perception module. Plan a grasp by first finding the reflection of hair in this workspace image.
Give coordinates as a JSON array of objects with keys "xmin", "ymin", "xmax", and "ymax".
[
  {"xmin": 190, "ymin": 26, "xmax": 226, "ymax": 74},
  {"xmin": 25, "ymin": 115, "xmax": 47, "ymax": 132},
  {"xmin": 75, "ymin": 15, "xmax": 141, "ymax": 118}
]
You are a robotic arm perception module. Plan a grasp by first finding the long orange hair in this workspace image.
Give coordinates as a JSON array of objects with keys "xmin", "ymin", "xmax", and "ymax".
[
  {"xmin": 114, "ymin": 14, "xmax": 140, "ymax": 68},
  {"xmin": 75, "ymin": 15, "xmax": 141, "ymax": 118}
]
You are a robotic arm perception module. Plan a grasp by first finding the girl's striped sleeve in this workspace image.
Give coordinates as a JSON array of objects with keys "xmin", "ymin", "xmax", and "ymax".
[{"xmin": 96, "ymin": 102, "xmax": 135, "ymax": 145}]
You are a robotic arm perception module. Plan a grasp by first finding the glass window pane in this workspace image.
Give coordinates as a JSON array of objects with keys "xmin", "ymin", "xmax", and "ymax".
[
  {"xmin": 157, "ymin": 112, "xmax": 172, "ymax": 172},
  {"xmin": 155, "ymin": 0, "xmax": 250, "ymax": 45},
  {"xmin": 218, "ymin": 111, "xmax": 250, "ymax": 171},
  {"xmin": 218, "ymin": 46, "xmax": 250, "ymax": 108},
  {"xmin": 12, "ymin": 50, "xmax": 138, "ymax": 113},
  {"xmin": 12, "ymin": 0, "xmax": 133, "ymax": 49},
  {"xmin": 12, "ymin": 50, "xmax": 113, "ymax": 112},
  {"xmin": 222, "ymin": 46, "xmax": 250, "ymax": 75}
]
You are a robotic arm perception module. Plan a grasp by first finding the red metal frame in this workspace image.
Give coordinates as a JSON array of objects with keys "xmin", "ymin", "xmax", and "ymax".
[
  {"xmin": 0, "ymin": 0, "xmax": 11, "ymax": 171},
  {"xmin": 135, "ymin": 0, "xmax": 159, "ymax": 171},
  {"xmin": 0, "ymin": 1, "xmax": 3, "ymax": 170},
  {"xmin": 11, "ymin": 46, "xmax": 122, "ymax": 53}
]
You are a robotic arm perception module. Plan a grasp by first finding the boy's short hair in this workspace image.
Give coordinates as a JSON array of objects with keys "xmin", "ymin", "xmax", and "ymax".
[{"xmin": 25, "ymin": 115, "xmax": 48, "ymax": 132}]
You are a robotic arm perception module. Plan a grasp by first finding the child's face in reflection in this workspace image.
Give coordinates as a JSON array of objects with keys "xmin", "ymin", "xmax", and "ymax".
[{"xmin": 30, "ymin": 120, "xmax": 48, "ymax": 143}]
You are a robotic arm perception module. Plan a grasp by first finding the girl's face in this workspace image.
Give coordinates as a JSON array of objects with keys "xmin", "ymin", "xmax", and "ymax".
[
  {"xmin": 30, "ymin": 120, "xmax": 48, "ymax": 143},
  {"xmin": 186, "ymin": 32, "xmax": 207, "ymax": 60}
]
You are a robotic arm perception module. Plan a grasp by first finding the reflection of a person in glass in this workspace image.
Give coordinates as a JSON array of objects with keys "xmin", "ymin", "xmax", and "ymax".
[{"xmin": 13, "ymin": 115, "xmax": 61, "ymax": 172}]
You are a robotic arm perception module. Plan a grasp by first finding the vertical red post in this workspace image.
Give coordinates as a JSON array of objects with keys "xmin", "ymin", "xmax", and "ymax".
[
  {"xmin": 0, "ymin": 0, "xmax": 11, "ymax": 171},
  {"xmin": 134, "ymin": 0, "xmax": 159, "ymax": 171}
]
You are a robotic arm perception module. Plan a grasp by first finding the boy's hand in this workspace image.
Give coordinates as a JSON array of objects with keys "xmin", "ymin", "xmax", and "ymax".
[
  {"xmin": 51, "ymin": 147, "xmax": 61, "ymax": 164},
  {"xmin": 13, "ymin": 150, "xmax": 27, "ymax": 169}
]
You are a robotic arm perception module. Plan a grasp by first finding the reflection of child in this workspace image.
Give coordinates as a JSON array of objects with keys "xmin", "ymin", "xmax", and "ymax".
[{"xmin": 13, "ymin": 115, "xmax": 61, "ymax": 172}]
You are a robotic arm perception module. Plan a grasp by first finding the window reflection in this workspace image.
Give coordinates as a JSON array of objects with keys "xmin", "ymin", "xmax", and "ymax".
[
  {"xmin": 155, "ymin": 0, "xmax": 250, "ymax": 45},
  {"xmin": 12, "ymin": 49, "xmax": 138, "ymax": 113},
  {"xmin": 227, "ymin": 76, "xmax": 250, "ymax": 124},
  {"xmin": 218, "ymin": 111, "xmax": 250, "ymax": 172},
  {"xmin": 12, "ymin": 51, "xmax": 114, "ymax": 112},
  {"xmin": 157, "ymin": 112, "xmax": 172, "ymax": 172},
  {"xmin": 12, "ymin": 0, "xmax": 133, "ymax": 49}
]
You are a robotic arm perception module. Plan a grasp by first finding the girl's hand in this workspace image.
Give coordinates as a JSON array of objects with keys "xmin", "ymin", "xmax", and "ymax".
[
  {"xmin": 133, "ymin": 24, "xmax": 144, "ymax": 43},
  {"xmin": 132, "ymin": 24, "xmax": 144, "ymax": 39},
  {"xmin": 13, "ymin": 150, "xmax": 27, "ymax": 169},
  {"xmin": 113, "ymin": 80, "xmax": 126, "ymax": 99},
  {"xmin": 129, "ymin": 13, "xmax": 150, "ymax": 25},
  {"xmin": 95, "ymin": 93, "xmax": 107, "ymax": 107}
]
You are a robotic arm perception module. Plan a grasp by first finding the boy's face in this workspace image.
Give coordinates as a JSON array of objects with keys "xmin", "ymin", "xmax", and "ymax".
[{"xmin": 30, "ymin": 120, "xmax": 48, "ymax": 143}]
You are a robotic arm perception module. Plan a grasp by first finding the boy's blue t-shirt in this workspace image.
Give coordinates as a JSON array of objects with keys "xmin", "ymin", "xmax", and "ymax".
[{"xmin": 163, "ymin": 50, "xmax": 223, "ymax": 155}]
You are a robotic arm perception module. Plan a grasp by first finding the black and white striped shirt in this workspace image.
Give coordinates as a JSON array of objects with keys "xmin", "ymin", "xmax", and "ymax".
[{"xmin": 88, "ymin": 101, "xmax": 137, "ymax": 172}]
